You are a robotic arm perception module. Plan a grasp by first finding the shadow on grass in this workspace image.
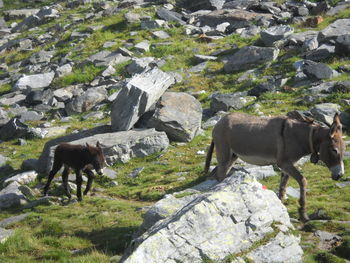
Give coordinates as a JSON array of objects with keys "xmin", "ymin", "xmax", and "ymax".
[{"xmin": 74, "ymin": 225, "xmax": 138, "ymax": 255}]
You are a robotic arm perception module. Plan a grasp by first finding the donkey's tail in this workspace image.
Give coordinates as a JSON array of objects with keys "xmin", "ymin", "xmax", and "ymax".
[{"xmin": 204, "ymin": 141, "xmax": 214, "ymax": 174}]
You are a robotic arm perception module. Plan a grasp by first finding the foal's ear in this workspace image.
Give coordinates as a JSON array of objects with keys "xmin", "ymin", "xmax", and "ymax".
[
  {"xmin": 96, "ymin": 141, "xmax": 101, "ymax": 148},
  {"xmin": 86, "ymin": 143, "xmax": 90, "ymax": 148},
  {"xmin": 330, "ymin": 113, "xmax": 342, "ymax": 138}
]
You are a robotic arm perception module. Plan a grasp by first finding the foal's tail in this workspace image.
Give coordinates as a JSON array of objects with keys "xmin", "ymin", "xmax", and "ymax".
[{"xmin": 204, "ymin": 141, "xmax": 214, "ymax": 174}]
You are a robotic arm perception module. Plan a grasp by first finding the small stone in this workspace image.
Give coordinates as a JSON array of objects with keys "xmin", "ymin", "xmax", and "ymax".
[{"xmin": 128, "ymin": 167, "xmax": 144, "ymax": 178}]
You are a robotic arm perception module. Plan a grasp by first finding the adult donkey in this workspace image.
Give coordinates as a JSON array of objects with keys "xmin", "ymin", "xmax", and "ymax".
[{"xmin": 205, "ymin": 112, "xmax": 345, "ymax": 222}]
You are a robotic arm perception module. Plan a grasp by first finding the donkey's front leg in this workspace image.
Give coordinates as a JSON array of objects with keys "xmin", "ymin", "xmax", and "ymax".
[
  {"xmin": 278, "ymin": 173, "xmax": 289, "ymax": 201},
  {"xmin": 83, "ymin": 168, "xmax": 94, "ymax": 196},
  {"xmin": 75, "ymin": 169, "xmax": 83, "ymax": 201},
  {"xmin": 278, "ymin": 162, "xmax": 309, "ymax": 222}
]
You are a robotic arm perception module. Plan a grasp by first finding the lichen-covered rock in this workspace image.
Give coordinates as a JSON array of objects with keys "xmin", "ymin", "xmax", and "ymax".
[{"xmin": 120, "ymin": 170, "xmax": 302, "ymax": 263}]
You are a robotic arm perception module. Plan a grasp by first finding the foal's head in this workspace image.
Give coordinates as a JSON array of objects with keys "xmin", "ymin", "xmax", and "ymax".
[
  {"xmin": 87, "ymin": 141, "xmax": 105, "ymax": 175},
  {"xmin": 318, "ymin": 113, "xmax": 345, "ymax": 180}
]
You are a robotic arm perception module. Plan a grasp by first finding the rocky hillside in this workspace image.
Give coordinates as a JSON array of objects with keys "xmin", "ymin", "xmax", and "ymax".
[{"xmin": 0, "ymin": 0, "xmax": 350, "ymax": 262}]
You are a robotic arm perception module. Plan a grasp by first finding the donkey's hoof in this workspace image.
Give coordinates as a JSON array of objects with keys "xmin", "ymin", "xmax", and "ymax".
[{"xmin": 299, "ymin": 209, "xmax": 310, "ymax": 222}]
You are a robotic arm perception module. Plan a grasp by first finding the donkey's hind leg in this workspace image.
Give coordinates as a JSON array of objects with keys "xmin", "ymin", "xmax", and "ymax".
[
  {"xmin": 278, "ymin": 173, "xmax": 289, "ymax": 201},
  {"xmin": 44, "ymin": 158, "xmax": 62, "ymax": 196},
  {"xmin": 62, "ymin": 165, "xmax": 72, "ymax": 199},
  {"xmin": 216, "ymin": 142, "xmax": 238, "ymax": 181},
  {"xmin": 83, "ymin": 168, "xmax": 94, "ymax": 196},
  {"xmin": 278, "ymin": 161, "xmax": 309, "ymax": 222}
]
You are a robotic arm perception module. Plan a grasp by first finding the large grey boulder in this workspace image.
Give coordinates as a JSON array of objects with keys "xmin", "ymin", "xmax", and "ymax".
[
  {"xmin": 65, "ymin": 87, "xmax": 107, "ymax": 115},
  {"xmin": 179, "ymin": 0, "xmax": 226, "ymax": 11},
  {"xmin": 261, "ymin": 25, "xmax": 294, "ymax": 47},
  {"xmin": 37, "ymin": 127, "xmax": 169, "ymax": 173},
  {"xmin": 318, "ymin": 19, "xmax": 350, "ymax": 43},
  {"xmin": 148, "ymin": 92, "xmax": 202, "ymax": 142},
  {"xmin": 0, "ymin": 182, "xmax": 27, "ymax": 209},
  {"xmin": 120, "ymin": 170, "xmax": 303, "ymax": 263},
  {"xmin": 14, "ymin": 72, "xmax": 55, "ymax": 92},
  {"xmin": 111, "ymin": 68, "xmax": 175, "ymax": 132},
  {"xmin": 197, "ymin": 9, "xmax": 273, "ymax": 29},
  {"xmin": 224, "ymin": 46, "xmax": 279, "ymax": 73}
]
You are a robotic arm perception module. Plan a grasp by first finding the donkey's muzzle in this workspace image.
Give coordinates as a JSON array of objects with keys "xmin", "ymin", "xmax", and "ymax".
[
  {"xmin": 97, "ymin": 168, "xmax": 104, "ymax": 175},
  {"xmin": 331, "ymin": 163, "xmax": 344, "ymax": 181}
]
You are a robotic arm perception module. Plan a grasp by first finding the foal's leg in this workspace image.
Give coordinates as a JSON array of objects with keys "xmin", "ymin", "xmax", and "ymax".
[
  {"xmin": 83, "ymin": 168, "xmax": 95, "ymax": 196},
  {"xmin": 278, "ymin": 173, "xmax": 289, "ymax": 201},
  {"xmin": 75, "ymin": 169, "xmax": 83, "ymax": 201},
  {"xmin": 278, "ymin": 162, "xmax": 309, "ymax": 222},
  {"xmin": 62, "ymin": 165, "xmax": 71, "ymax": 199},
  {"xmin": 44, "ymin": 159, "xmax": 62, "ymax": 196}
]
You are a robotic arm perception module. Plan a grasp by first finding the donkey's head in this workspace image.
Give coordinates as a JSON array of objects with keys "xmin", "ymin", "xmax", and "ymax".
[
  {"xmin": 86, "ymin": 141, "xmax": 105, "ymax": 175},
  {"xmin": 318, "ymin": 113, "xmax": 345, "ymax": 180}
]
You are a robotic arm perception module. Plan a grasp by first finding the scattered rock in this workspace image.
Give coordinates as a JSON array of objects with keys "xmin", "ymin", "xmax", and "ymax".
[
  {"xmin": 335, "ymin": 34, "xmax": 350, "ymax": 55},
  {"xmin": 128, "ymin": 167, "xmax": 144, "ymax": 178},
  {"xmin": 260, "ymin": 25, "xmax": 294, "ymax": 47},
  {"xmin": 210, "ymin": 92, "xmax": 252, "ymax": 112},
  {"xmin": 302, "ymin": 60, "xmax": 337, "ymax": 80},
  {"xmin": 224, "ymin": 46, "xmax": 279, "ymax": 73},
  {"xmin": 0, "ymin": 182, "xmax": 27, "ymax": 209}
]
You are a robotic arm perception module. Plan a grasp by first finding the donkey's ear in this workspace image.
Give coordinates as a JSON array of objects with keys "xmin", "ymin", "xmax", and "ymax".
[
  {"xmin": 86, "ymin": 143, "xmax": 90, "ymax": 148},
  {"xmin": 330, "ymin": 113, "xmax": 342, "ymax": 138},
  {"xmin": 96, "ymin": 141, "xmax": 101, "ymax": 148}
]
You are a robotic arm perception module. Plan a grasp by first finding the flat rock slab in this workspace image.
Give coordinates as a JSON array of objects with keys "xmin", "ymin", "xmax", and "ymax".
[
  {"xmin": 148, "ymin": 92, "xmax": 203, "ymax": 142},
  {"xmin": 197, "ymin": 9, "xmax": 273, "ymax": 28},
  {"xmin": 37, "ymin": 127, "xmax": 169, "ymax": 173},
  {"xmin": 111, "ymin": 68, "xmax": 175, "ymax": 131},
  {"xmin": 0, "ymin": 213, "xmax": 29, "ymax": 228},
  {"xmin": 3, "ymin": 170, "xmax": 38, "ymax": 187},
  {"xmin": 120, "ymin": 170, "xmax": 302, "ymax": 263},
  {"xmin": 224, "ymin": 46, "xmax": 279, "ymax": 73},
  {"xmin": 14, "ymin": 72, "xmax": 55, "ymax": 92},
  {"xmin": 88, "ymin": 51, "xmax": 130, "ymax": 67}
]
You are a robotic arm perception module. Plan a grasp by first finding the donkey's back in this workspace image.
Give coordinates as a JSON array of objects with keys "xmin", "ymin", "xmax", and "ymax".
[
  {"xmin": 213, "ymin": 112, "xmax": 286, "ymax": 166},
  {"xmin": 54, "ymin": 143, "xmax": 90, "ymax": 169}
]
